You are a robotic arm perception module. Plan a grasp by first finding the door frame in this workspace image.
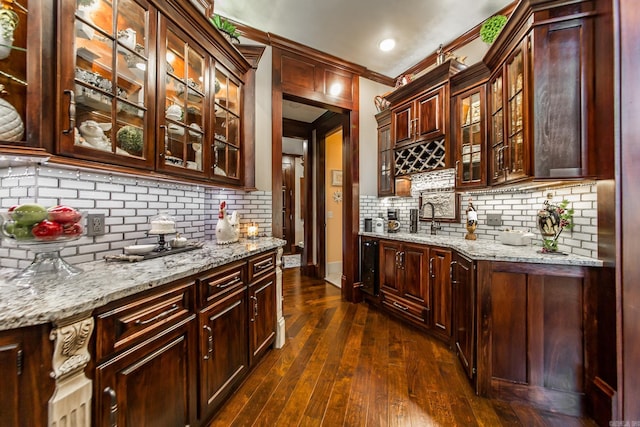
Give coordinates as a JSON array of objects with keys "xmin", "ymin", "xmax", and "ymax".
[{"xmin": 272, "ymin": 94, "xmax": 359, "ymax": 302}]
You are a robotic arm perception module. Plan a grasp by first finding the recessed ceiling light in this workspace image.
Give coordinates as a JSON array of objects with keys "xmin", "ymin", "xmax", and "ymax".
[{"xmin": 379, "ymin": 38, "xmax": 396, "ymax": 52}]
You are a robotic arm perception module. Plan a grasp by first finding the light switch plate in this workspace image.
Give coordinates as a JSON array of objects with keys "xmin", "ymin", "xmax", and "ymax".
[{"xmin": 486, "ymin": 213, "xmax": 502, "ymax": 226}]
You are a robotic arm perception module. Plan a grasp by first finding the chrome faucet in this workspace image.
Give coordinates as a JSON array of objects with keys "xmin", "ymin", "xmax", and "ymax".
[{"xmin": 424, "ymin": 202, "xmax": 441, "ymax": 235}]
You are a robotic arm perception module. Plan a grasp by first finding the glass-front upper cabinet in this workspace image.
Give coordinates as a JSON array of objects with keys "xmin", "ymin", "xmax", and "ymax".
[
  {"xmin": 158, "ymin": 20, "xmax": 208, "ymax": 176},
  {"xmin": 58, "ymin": 0, "xmax": 155, "ymax": 168},
  {"xmin": 213, "ymin": 67, "xmax": 241, "ymax": 181},
  {"xmin": 489, "ymin": 41, "xmax": 529, "ymax": 185},
  {"xmin": 455, "ymin": 86, "xmax": 485, "ymax": 188},
  {"xmin": 0, "ymin": 1, "xmax": 49, "ymax": 149}
]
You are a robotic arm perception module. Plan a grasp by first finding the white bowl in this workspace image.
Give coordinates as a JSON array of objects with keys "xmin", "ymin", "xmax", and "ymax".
[{"xmin": 124, "ymin": 244, "xmax": 156, "ymax": 255}]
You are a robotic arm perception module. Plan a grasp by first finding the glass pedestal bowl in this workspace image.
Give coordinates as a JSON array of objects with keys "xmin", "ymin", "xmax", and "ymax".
[{"xmin": 1, "ymin": 209, "xmax": 85, "ymax": 287}]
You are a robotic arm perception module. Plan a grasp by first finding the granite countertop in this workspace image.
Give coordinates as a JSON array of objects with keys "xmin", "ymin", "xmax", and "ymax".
[
  {"xmin": 0, "ymin": 238, "xmax": 285, "ymax": 332},
  {"xmin": 360, "ymin": 232, "xmax": 603, "ymax": 267}
]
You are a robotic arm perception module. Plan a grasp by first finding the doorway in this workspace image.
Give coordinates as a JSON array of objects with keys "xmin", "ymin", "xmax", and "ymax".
[{"xmin": 324, "ymin": 128, "xmax": 343, "ymax": 287}]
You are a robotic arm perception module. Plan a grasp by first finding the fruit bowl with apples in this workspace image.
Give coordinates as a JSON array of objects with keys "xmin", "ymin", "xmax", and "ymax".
[{"xmin": 0, "ymin": 204, "xmax": 86, "ymax": 285}]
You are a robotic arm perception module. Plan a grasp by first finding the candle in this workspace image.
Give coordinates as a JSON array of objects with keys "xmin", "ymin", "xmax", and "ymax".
[{"xmin": 247, "ymin": 223, "xmax": 258, "ymax": 239}]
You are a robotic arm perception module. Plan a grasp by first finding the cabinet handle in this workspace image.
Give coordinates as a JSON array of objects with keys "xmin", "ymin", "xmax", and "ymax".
[
  {"xmin": 134, "ymin": 304, "xmax": 179, "ymax": 326},
  {"xmin": 203, "ymin": 325, "xmax": 213, "ymax": 360},
  {"xmin": 450, "ymin": 260, "xmax": 458, "ymax": 285},
  {"xmin": 103, "ymin": 387, "xmax": 118, "ymax": 427},
  {"xmin": 62, "ymin": 90, "xmax": 75, "ymax": 135},
  {"xmin": 250, "ymin": 295, "xmax": 258, "ymax": 321},
  {"xmin": 429, "ymin": 257, "xmax": 435, "ymax": 279},
  {"xmin": 215, "ymin": 276, "xmax": 241, "ymax": 289},
  {"xmin": 159, "ymin": 125, "xmax": 167, "ymax": 157},
  {"xmin": 392, "ymin": 301, "xmax": 409, "ymax": 311},
  {"xmin": 398, "ymin": 251, "xmax": 405, "ymax": 270},
  {"xmin": 254, "ymin": 260, "xmax": 274, "ymax": 272},
  {"xmin": 455, "ymin": 160, "xmax": 460, "ymax": 186},
  {"xmin": 394, "ymin": 252, "xmax": 400, "ymax": 268}
]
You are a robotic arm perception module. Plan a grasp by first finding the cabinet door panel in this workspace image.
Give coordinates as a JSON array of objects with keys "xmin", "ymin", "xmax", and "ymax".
[
  {"xmin": 380, "ymin": 242, "xmax": 402, "ymax": 294},
  {"xmin": 0, "ymin": 343, "xmax": 20, "ymax": 426},
  {"xmin": 249, "ymin": 273, "xmax": 276, "ymax": 364},
  {"xmin": 392, "ymin": 104, "xmax": 412, "ymax": 145},
  {"xmin": 431, "ymin": 248, "xmax": 452, "ymax": 339},
  {"xmin": 533, "ymin": 20, "xmax": 591, "ymax": 178},
  {"xmin": 95, "ymin": 318, "xmax": 194, "ymax": 427},
  {"xmin": 490, "ymin": 272, "xmax": 527, "ymax": 384},
  {"xmin": 199, "ymin": 287, "xmax": 248, "ymax": 416},
  {"xmin": 402, "ymin": 244, "xmax": 429, "ymax": 307},
  {"xmin": 454, "ymin": 254, "xmax": 475, "ymax": 382},
  {"xmin": 416, "ymin": 87, "xmax": 444, "ymax": 141}
]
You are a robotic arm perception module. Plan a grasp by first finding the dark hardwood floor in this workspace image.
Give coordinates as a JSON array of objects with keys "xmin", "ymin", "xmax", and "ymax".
[{"xmin": 209, "ymin": 268, "xmax": 597, "ymax": 427}]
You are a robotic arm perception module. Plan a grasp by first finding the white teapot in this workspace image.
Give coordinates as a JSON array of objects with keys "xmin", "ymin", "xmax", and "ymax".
[{"xmin": 78, "ymin": 120, "xmax": 112, "ymax": 148}]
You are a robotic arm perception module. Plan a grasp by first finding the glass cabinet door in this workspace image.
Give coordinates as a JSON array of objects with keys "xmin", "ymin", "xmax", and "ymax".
[
  {"xmin": 506, "ymin": 49, "xmax": 525, "ymax": 179},
  {"xmin": 160, "ymin": 22, "xmax": 207, "ymax": 175},
  {"xmin": 0, "ymin": 1, "xmax": 30, "ymax": 146},
  {"xmin": 213, "ymin": 67, "xmax": 241, "ymax": 181},
  {"xmin": 65, "ymin": 0, "xmax": 152, "ymax": 167},
  {"xmin": 457, "ymin": 87, "xmax": 485, "ymax": 187},
  {"xmin": 489, "ymin": 73, "xmax": 505, "ymax": 184}
]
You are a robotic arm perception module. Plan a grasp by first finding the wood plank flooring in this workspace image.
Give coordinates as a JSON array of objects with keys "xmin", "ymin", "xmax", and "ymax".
[{"xmin": 209, "ymin": 269, "xmax": 598, "ymax": 427}]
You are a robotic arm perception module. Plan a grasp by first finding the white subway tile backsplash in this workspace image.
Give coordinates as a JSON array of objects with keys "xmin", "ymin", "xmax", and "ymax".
[
  {"xmin": 1, "ymin": 165, "xmax": 274, "ymax": 268},
  {"xmin": 360, "ymin": 171, "xmax": 600, "ymax": 259}
]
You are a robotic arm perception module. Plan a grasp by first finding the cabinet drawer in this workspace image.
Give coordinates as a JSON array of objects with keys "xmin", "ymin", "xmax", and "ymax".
[
  {"xmin": 248, "ymin": 251, "xmax": 276, "ymax": 283},
  {"xmin": 381, "ymin": 291, "xmax": 428, "ymax": 325},
  {"xmin": 95, "ymin": 281, "xmax": 194, "ymax": 361},
  {"xmin": 197, "ymin": 261, "xmax": 246, "ymax": 308}
]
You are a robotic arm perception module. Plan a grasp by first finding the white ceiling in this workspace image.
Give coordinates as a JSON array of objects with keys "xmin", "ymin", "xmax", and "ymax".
[
  {"xmin": 215, "ymin": 0, "xmax": 512, "ymax": 78},
  {"xmin": 282, "ymin": 99, "xmax": 327, "ymax": 123}
]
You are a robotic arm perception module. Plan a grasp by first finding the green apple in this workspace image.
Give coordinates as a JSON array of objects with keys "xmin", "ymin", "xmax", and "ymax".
[
  {"xmin": 11, "ymin": 224, "xmax": 33, "ymax": 240},
  {"xmin": 12, "ymin": 204, "xmax": 48, "ymax": 227}
]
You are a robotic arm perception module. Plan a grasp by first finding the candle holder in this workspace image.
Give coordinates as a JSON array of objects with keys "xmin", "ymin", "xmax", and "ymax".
[{"xmin": 247, "ymin": 223, "xmax": 258, "ymax": 240}]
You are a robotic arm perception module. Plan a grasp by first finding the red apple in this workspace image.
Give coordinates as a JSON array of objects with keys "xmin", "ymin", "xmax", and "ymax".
[
  {"xmin": 62, "ymin": 222, "xmax": 84, "ymax": 237},
  {"xmin": 47, "ymin": 205, "xmax": 82, "ymax": 225},
  {"xmin": 31, "ymin": 220, "xmax": 63, "ymax": 241}
]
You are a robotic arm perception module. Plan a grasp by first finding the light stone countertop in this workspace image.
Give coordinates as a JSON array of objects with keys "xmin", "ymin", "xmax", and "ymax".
[
  {"xmin": 360, "ymin": 232, "xmax": 603, "ymax": 267},
  {"xmin": 0, "ymin": 238, "xmax": 285, "ymax": 332}
]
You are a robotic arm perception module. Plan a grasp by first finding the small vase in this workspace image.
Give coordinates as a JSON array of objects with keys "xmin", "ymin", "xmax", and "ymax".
[{"xmin": 537, "ymin": 206, "xmax": 561, "ymax": 252}]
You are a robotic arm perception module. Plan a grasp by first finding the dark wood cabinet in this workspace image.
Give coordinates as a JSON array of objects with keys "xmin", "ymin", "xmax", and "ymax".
[
  {"xmin": 485, "ymin": 0, "xmax": 601, "ymax": 183},
  {"xmin": 477, "ymin": 261, "xmax": 590, "ymax": 416},
  {"xmin": 93, "ymin": 279, "xmax": 197, "ymax": 426},
  {"xmin": 384, "ymin": 60, "xmax": 465, "ymax": 177},
  {"xmin": 198, "ymin": 285, "xmax": 248, "ymax": 418},
  {"xmin": 452, "ymin": 252, "xmax": 476, "ymax": 385},
  {"xmin": 451, "ymin": 62, "xmax": 490, "ymax": 189},
  {"xmin": 53, "ymin": 0, "xmax": 250, "ymax": 185},
  {"xmin": 249, "ymin": 273, "xmax": 276, "ymax": 365},
  {"xmin": 0, "ymin": 325, "xmax": 53, "ymax": 427},
  {"xmin": 379, "ymin": 239, "xmax": 431, "ymax": 327},
  {"xmin": 392, "ymin": 85, "xmax": 445, "ymax": 147},
  {"xmin": 376, "ymin": 110, "xmax": 394, "ymax": 197},
  {"xmin": 430, "ymin": 247, "xmax": 452, "ymax": 341},
  {"xmin": 488, "ymin": 41, "xmax": 529, "ymax": 185},
  {"xmin": 94, "ymin": 316, "xmax": 196, "ymax": 427}
]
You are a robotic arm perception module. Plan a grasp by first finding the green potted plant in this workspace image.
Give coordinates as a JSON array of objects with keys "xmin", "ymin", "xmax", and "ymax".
[
  {"xmin": 116, "ymin": 125, "xmax": 143, "ymax": 156},
  {"xmin": 480, "ymin": 15, "xmax": 508, "ymax": 44},
  {"xmin": 210, "ymin": 14, "xmax": 241, "ymax": 44}
]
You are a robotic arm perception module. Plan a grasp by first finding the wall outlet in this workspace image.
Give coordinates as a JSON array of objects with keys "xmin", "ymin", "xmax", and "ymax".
[
  {"xmin": 486, "ymin": 213, "xmax": 503, "ymax": 226},
  {"xmin": 86, "ymin": 213, "xmax": 106, "ymax": 236}
]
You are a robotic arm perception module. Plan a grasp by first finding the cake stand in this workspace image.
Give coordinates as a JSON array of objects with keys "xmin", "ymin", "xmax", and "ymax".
[
  {"xmin": 1, "ymin": 210, "xmax": 85, "ymax": 287},
  {"xmin": 147, "ymin": 231, "xmax": 176, "ymax": 252},
  {"xmin": 6, "ymin": 238, "xmax": 83, "ymax": 286}
]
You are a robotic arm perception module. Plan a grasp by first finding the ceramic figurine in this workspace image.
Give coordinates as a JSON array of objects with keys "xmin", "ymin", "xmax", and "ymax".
[
  {"xmin": 215, "ymin": 201, "xmax": 240, "ymax": 244},
  {"xmin": 465, "ymin": 200, "xmax": 477, "ymax": 240}
]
